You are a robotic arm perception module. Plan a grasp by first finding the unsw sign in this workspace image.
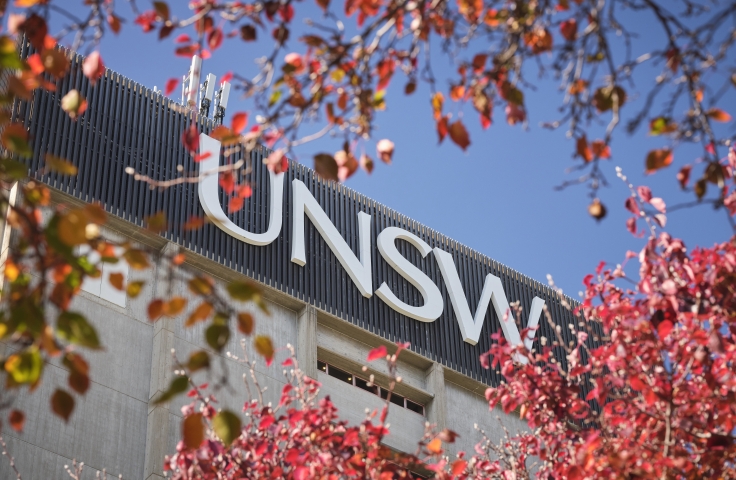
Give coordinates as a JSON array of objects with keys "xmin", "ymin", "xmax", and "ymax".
[{"xmin": 198, "ymin": 134, "xmax": 544, "ymax": 362}]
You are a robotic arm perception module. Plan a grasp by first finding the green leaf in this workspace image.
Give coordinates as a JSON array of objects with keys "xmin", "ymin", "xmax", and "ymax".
[
  {"xmin": 124, "ymin": 249, "xmax": 150, "ymax": 270},
  {"xmin": 187, "ymin": 350, "xmax": 210, "ymax": 372},
  {"xmin": 254, "ymin": 335, "xmax": 275, "ymax": 365},
  {"xmin": 10, "ymin": 299, "xmax": 44, "ymax": 336},
  {"xmin": 1, "ymin": 124, "xmax": 31, "ymax": 157},
  {"xmin": 153, "ymin": 376, "xmax": 189, "ymax": 405},
  {"xmin": 268, "ymin": 89, "xmax": 282, "ymax": 107},
  {"xmin": 0, "ymin": 36, "xmax": 23, "ymax": 70},
  {"xmin": 45, "ymin": 154, "xmax": 78, "ymax": 175},
  {"xmin": 205, "ymin": 324, "xmax": 230, "ymax": 352},
  {"xmin": 153, "ymin": 1, "xmax": 170, "ymax": 21},
  {"xmin": 0, "ymin": 157, "xmax": 28, "ymax": 180},
  {"xmin": 57, "ymin": 312, "xmax": 101, "ymax": 349},
  {"xmin": 43, "ymin": 214, "xmax": 75, "ymax": 259},
  {"xmin": 4, "ymin": 347, "xmax": 43, "ymax": 385},
  {"xmin": 127, "ymin": 281, "xmax": 145, "ymax": 298},
  {"xmin": 212, "ymin": 410, "xmax": 242, "ymax": 446},
  {"xmin": 226, "ymin": 280, "xmax": 260, "ymax": 302}
]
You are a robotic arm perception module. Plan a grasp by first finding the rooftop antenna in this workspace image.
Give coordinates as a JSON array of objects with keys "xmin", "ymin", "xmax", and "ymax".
[
  {"xmin": 199, "ymin": 73, "xmax": 216, "ymax": 117},
  {"xmin": 213, "ymin": 81, "xmax": 231, "ymax": 126},
  {"xmin": 182, "ymin": 55, "xmax": 202, "ymax": 108}
]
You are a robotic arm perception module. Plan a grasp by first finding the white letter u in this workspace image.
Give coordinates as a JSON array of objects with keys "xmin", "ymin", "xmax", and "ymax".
[{"xmin": 197, "ymin": 133, "xmax": 284, "ymax": 246}]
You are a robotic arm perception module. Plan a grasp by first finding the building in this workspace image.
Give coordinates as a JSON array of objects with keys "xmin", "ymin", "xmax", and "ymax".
[{"xmin": 0, "ymin": 45, "xmax": 585, "ymax": 479}]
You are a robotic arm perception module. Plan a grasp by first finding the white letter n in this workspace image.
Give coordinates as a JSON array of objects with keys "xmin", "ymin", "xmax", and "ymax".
[{"xmin": 291, "ymin": 179, "xmax": 373, "ymax": 298}]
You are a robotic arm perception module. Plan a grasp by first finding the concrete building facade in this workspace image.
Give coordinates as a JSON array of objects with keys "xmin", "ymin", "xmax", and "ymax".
[{"xmin": 0, "ymin": 46, "xmax": 585, "ymax": 479}]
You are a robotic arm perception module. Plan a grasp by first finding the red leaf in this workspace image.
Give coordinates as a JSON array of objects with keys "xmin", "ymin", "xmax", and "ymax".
[
  {"xmin": 437, "ymin": 116, "xmax": 448, "ymax": 143},
  {"xmin": 427, "ymin": 437, "xmax": 442, "ymax": 453},
  {"xmin": 624, "ymin": 197, "xmax": 639, "ymax": 215},
  {"xmin": 630, "ymin": 376, "xmax": 646, "ymax": 391},
  {"xmin": 194, "ymin": 152, "xmax": 211, "ymax": 162},
  {"xmin": 182, "ymin": 124, "xmax": 199, "ymax": 152},
  {"xmin": 637, "ymin": 186, "xmax": 652, "ymax": 203},
  {"xmin": 658, "ymin": 319, "xmax": 673, "ymax": 338},
  {"xmin": 451, "ymin": 459, "xmax": 467, "ymax": 475},
  {"xmin": 9, "ymin": 410, "xmax": 24, "ymax": 432},
  {"xmin": 567, "ymin": 466, "xmax": 584, "ymax": 480},
  {"xmin": 231, "ymin": 112, "xmax": 248, "ymax": 134},
  {"xmin": 267, "ymin": 149, "xmax": 288, "ymax": 174},
  {"xmin": 165, "ymin": 78, "xmax": 178, "ymax": 96},
  {"xmin": 26, "ymin": 53, "xmax": 44, "ymax": 75},
  {"xmin": 237, "ymin": 184, "xmax": 252, "ymax": 198},
  {"xmin": 448, "ymin": 120, "xmax": 470, "ymax": 150},
  {"xmin": 645, "ymin": 389, "xmax": 658, "ymax": 405},
  {"xmin": 279, "ymin": 4, "xmax": 295, "ymax": 22},
  {"xmin": 175, "ymin": 34, "xmax": 191, "ymax": 43},
  {"xmin": 107, "ymin": 14, "xmax": 121, "ymax": 34},
  {"xmin": 677, "ymin": 165, "xmax": 691, "ymax": 189},
  {"xmin": 228, "ymin": 195, "xmax": 244, "ymax": 212},
  {"xmin": 208, "ymin": 28, "xmax": 224, "ymax": 50},
  {"xmin": 505, "ymin": 104, "xmax": 526, "ymax": 125},
  {"xmin": 705, "ymin": 108, "xmax": 731, "ymax": 123},
  {"xmin": 576, "ymin": 136, "xmax": 592, "ymax": 162},
  {"xmin": 591, "ymin": 140, "xmax": 610, "ymax": 159},
  {"xmin": 219, "ymin": 171, "xmax": 235, "ymax": 194},
  {"xmin": 259, "ymin": 414, "xmax": 275, "ymax": 429},
  {"xmin": 480, "ymin": 112, "xmax": 491, "ymax": 129},
  {"xmin": 649, "ymin": 197, "xmax": 666, "ymax": 213},
  {"xmin": 560, "ymin": 18, "xmax": 577, "ymax": 41},
  {"xmin": 367, "ymin": 345, "xmax": 387, "ymax": 362},
  {"xmin": 220, "ymin": 71, "xmax": 233, "ymax": 84},
  {"xmin": 626, "ymin": 217, "xmax": 637, "ymax": 235},
  {"xmin": 19, "ymin": 14, "xmax": 48, "ymax": 51},
  {"xmin": 175, "ymin": 44, "xmax": 198, "ymax": 58},
  {"xmin": 82, "ymin": 51, "xmax": 105, "ymax": 85},
  {"xmin": 472, "ymin": 54, "xmax": 487, "ymax": 73}
]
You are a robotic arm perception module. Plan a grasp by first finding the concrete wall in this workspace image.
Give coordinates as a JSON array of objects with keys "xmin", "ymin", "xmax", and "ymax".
[
  {"xmin": 1, "ymin": 280, "xmax": 153, "ymax": 479},
  {"xmin": 445, "ymin": 380, "xmax": 527, "ymax": 457},
  {"xmin": 1, "ymin": 219, "xmax": 527, "ymax": 479}
]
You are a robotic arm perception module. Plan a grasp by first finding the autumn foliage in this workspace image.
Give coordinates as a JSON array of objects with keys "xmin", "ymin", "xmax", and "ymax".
[
  {"xmin": 0, "ymin": 0, "xmax": 735, "ymax": 479},
  {"xmin": 479, "ymin": 195, "xmax": 736, "ymax": 477},
  {"xmin": 163, "ymin": 345, "xmax": 438, "ymax": 479}
]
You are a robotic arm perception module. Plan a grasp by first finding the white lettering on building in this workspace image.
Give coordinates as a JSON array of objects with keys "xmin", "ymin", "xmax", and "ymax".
[
  {"xmin": 375, "ymin": 227, "xmax": 444, "ymax": 323},
  {"xmin": 290, "ymin": 178, "xmax": 373, "ymax": 297},
  {"xmin": 198, "ymin": 134, "xmax": 544, "ymax": 354}
]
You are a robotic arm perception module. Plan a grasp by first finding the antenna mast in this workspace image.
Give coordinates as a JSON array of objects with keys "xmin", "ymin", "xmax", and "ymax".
[{"xmin": 178, "ymin": 55, "xmax": 231, "ymax": 125}]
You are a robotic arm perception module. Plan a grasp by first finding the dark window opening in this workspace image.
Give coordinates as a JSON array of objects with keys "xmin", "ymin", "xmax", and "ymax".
[
  {"xmin": 318, "ymin": 360, "xmax": 425, "ymax": 416},
  {"xmin": 327, "ymin": 365, "xmax": 352, "ymax": 384},
  {"xmin": 406, "ymin": 399, "xmax": 424, "ymax": 415},
  {"xmin": 389, "ymin": 392, "xmax": 405, "ymax": 407},
  {"xmin": 355, "ymin": 376, "xmax": 378, "ymax": 395}
]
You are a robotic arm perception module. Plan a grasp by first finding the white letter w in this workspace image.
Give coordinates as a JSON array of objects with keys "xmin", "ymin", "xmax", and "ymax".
[{"xmin": 434, "ymin": 248, "xmax": 544, "ymax": 363}]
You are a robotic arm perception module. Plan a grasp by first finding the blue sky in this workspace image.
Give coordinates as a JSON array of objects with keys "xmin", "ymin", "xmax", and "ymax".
[{"xmin": 43, "ymin": 2, "xmax": 735, "ymax": 298}]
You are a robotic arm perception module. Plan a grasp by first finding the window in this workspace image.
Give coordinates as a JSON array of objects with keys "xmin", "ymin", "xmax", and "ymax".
[
  {"xmin": 355, "ymin": 376, "xmax": 378, "ymax": 395},
  {"xmin": 318, "ymin": 360, "xmax": 425, "ymax": 416}
]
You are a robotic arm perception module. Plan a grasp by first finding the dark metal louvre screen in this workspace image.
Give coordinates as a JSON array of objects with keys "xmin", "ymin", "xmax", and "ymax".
[{"xmin": 11, "ymin": 41, "xmax": 594, "ymax": 392}]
